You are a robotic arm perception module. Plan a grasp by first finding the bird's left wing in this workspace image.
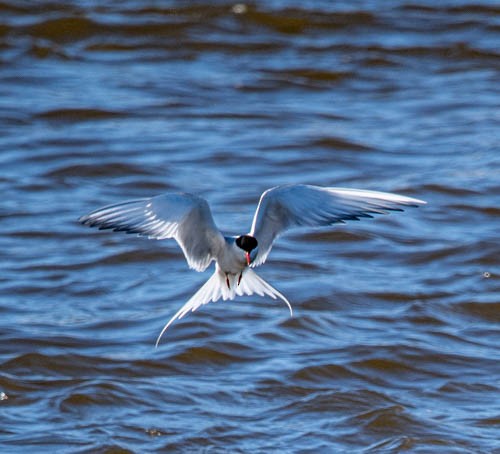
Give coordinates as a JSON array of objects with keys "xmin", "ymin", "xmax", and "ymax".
[
  {"xmin": 249, "ymin": 184, "xmax": 426, "ymax": 266},
  {"xmin": 79, "ymin": 192, "xmax": 225, "ymax": 272}
]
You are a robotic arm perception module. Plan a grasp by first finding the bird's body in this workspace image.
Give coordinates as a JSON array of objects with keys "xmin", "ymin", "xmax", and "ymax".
[
  {"xmin": 79, "ymin": 184, "xmax": 425, "ymax": 345},
  {"xmin": 217, "ymin": 237, "xmax": 247, "ymax": 277}
]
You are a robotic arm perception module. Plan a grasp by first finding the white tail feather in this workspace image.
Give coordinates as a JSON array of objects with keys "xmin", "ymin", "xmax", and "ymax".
[{"xmin": 155, "ymin": 268, "xmax": 292, "ymax": 347}]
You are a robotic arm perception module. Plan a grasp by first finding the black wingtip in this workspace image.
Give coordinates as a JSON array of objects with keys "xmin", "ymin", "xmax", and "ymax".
[{"xmin": 78, "ymin": 215, "xmax": 89, "ymax": 225}]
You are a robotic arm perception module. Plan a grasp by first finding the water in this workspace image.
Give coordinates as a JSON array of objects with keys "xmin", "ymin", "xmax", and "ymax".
[{"xmin": 1, "ymin": 1, "xmax": 499, "ymax": 452}]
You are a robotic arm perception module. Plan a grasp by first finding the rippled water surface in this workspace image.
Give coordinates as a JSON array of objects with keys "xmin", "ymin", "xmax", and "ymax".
[{"xmin": 1, "ymin": 0, "xmax": 499, "ymax": 452}]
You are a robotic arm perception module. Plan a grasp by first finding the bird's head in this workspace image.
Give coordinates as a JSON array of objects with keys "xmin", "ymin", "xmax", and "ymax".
[{"xmin": 236, "ymin": 235, "xmax": 258, "ymax": 265}]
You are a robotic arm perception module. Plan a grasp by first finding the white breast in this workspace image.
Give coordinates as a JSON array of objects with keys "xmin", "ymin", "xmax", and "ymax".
[{"xmin": 216, "ymin": 238, "xmax": 246, "ymax": 274}]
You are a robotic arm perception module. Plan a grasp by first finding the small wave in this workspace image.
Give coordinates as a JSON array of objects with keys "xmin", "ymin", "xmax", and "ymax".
[
  {"xmin": 89, "ymin": 249, "xmax": 177, "ymax": 266},
  {"xmin": 310, "ymin": 136, "xmax": 373, "ymax": 152},
  {"xmin": 1, "ymin": 352, "xmax": 102, "ymax": 377},
  {"xmin": 170, "ymin": 343, "xmax": 257, "ymax": 366},
  {"xmin": 59, "ymin": 381, "xmax": 143, "ymax": 413},
  {"xmin": 349, "ymin": 405, "xmax": 428, "ymax": 438},
  {"xmin": 351, "ymin": 358, "xmax": 422, "ymax": 376},
  {"xmin": 260, "ymin": 68, "xmax": 354, "ymax": 89},
  {"xmin": 291, "ymin": 363, "xmax": 361, "ymax": 382}
]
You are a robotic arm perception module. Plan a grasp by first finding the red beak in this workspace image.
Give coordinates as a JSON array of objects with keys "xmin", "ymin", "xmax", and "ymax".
[{"xmin": 245, "ymin": 252, "xmax": 251, "ymax": 265}]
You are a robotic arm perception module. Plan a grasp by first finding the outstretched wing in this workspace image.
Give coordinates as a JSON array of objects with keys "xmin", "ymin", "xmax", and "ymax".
[
  {"xmin": 249, "ymin": 184, "xmax": 426, "ymax": 267},
  {"xmin": 79, "ymin": 192, "xmax": 225, "ymax": 271}
]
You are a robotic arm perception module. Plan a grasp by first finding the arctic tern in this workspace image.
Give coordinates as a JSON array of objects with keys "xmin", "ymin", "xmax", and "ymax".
[{"xmin": 79, "ymin": 184, "xmax": 425, "ymax": 345}]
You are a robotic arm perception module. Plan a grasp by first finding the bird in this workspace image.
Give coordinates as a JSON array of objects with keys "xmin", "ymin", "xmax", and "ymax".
[{"xmin": 79, "ymin": 184, "xmax": 425, "ymax": 345}]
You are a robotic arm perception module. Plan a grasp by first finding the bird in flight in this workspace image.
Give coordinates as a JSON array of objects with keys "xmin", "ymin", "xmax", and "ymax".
[{"xmin": 79, "ymin": 184, "xmax": 425, "ymax": 345}]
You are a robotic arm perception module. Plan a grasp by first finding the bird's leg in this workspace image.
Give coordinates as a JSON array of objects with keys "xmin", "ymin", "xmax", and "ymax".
[
  {"xmin": 225, "ymin": 274, "xmax": 231, "ymax": 289},
  {"xmin": 238, "ymin": 272, "xmax": 243, "ymax": 286}
]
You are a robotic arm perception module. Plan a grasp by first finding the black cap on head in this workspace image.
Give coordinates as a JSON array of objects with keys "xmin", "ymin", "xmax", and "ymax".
[{"xmin": 236, "ymin": 235, "xmax": 258, "ymax": 252}]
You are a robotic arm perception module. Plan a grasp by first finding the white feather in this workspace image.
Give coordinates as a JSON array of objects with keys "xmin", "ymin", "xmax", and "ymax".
[
  {"xmin": 155, "ymin": 268, "xmax": 292, "ymax": 346},
  {"xmin": 79, "ymin": 193, "xmax": 225, "ymax": 272},
  {"xmin": 250, "ymin": 184, "xmax": 426, "ymax": 266}
]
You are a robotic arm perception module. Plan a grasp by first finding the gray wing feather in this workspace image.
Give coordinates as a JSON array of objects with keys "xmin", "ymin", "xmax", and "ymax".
[
  {"xmin": 249, "ymin": 184, "xmax": 426, "ymax": 266},
  {"xmin": 79, "ymin": 192, "xmax": 225, "ymax": 271}
]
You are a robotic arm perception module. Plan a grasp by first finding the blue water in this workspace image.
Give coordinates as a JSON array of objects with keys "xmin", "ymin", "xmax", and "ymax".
[{"xmin": 1, "ymin": 1, "xmax": 499, "ymax": 452}]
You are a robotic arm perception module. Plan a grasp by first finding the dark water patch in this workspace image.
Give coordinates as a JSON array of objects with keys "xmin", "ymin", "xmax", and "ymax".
[
  {"xmin": 10, "ymin": 250, "xmax": 177, "ymax": 272},
  {"xmin": 359, "ymin": 55, "xmax": 401, "ymax": 67},
  {"xmin": 35, "ymin": 108, "xmax": 127, "ymax": 122},
  {"xmin": 162, "ymin": 39, "xmax": 285, "ymax": 55},
  {"xmin": 0, "ymin": 2, "xmax": 21, "ymax": 14},
  {"xmin": 406, "ymin": 314, "xmax": 447, "ymax": 327},
  {"xmin": 25, "ymin": 16, "xmax": 104, "ymax": 43},
  {"xmin": 25, "ymin": 41, "xmax": 71, "ymax": 60},
  {"xmin": 394, "ymin": 43, "xmax": 499, "ymax": 61},
  {"xmin": 58, "ymin": 381, "xmax": 145, "ymax": 413},
  {"xmin": 474, "ymin": 416, "xmax": 500, "ymax": 427},
  {"xmin": 277, "ymin": 313, "xmax": 339, "ymax": 338},
  {"xmin": 439, "ymin": 380, "xmax": 498, "ymax": 395},
  {"xmin": 310, "ymin": 135, "xmax": 373, "ymax": 151},
  {"xmin": 266, "ymin": 68, "xmax": 354, "ymax": 83},
  {"xmin": 260, "ymin": 68, "xmax": 354, "ymax": 89},
  {"xmin": 0, "ymin": 23, "xmax": 9, "ymax": 39},
  {"xmin": 0, "ymin": 113, "xmax": 30, "ymax": 127},
  {"xmin": 243, "ymin": 7, "xmax": 375, "ymax": 34},
  {"xmin": 0, "ymin": 282, "xmax": 71, "ymax": 297},
  {"xmin": 291, "ymin": 363, "xmax": 362, "ymax": 382},
  {"xmin": 1, "ymin": 351, "xmax": 182, "ymax": 381},
  {"xmin": 366, "ymin": 291, "xmax": 421, "ymax": 303},
  {"xmin": 5, "ymin": 230, "xmax": 73, "ymax": 239},
  {"xmin": 453, "ymin": 301, "xmax": 500, "ymax": 323},
  {"xmin": 401, "ymin": 350, "xmax": 498, "ymax": 380},
  {"xmin": 8, "ymin": 179, "xmax": 56, "ymax": 193},
  {"xmin": 114, "ymin": 178, "xmax": 176, "ymax": 192},
  {"xmin": 275, "ymin": 389, "xmax": 379, "ymax": 418},
  {"xmin": 1, "ymin": 352, "xmax": 105, "ymax": 378},
  {"xmin": 324, "ymin": 389, "xmax": 397, "ymax": 413},
  {"xmin": 252, "ymin": 378, "xmax": 335, "ymax": 400},
  {"xmin": 170, "ymin": 343, "xmax": 257, "ymax": 366},
  {"xmin": 298, "ymin": 296, "xmax": 348, "ymax": 314},
  {"xmin": 402, "ymin": 4, "xmax": 500, "ymax": 15},
  {"xmin": 44, "ymin": 162, "xmax": 157, "ymax": 179},
  {"xmin": 314, "ymin": 42, "xmax": 500, "ymax": 65},
  {"xmin": 400, "ymin": 243, "xmax": 479, "ymax": 265},
  {"xmin": 84, "ymin": 249, "xmax": 175, "ymax": 266},
  {"xmin": 188, "ymin": 111, "xmax": 278, "ymax": 121},
  {"xmin": 301, "ymin": 229, "xmax": 371, "ymax": 243},
  {"xmin": 240, "ymin": 8, "xmax": 310, "ymax": 35},
  {"xmin": 351, "ymin": 404, "xmax": 412, "ymax": 430},
  {"xmin": 447, "ymin": 203, "xmax": 500, "ymax": 218},
  {"xmin": 351, "ymin": 357, "xmax": 444, "ymax": 384},
  {"xmin": 20, "ymin": 140, "xmax": 104, "ymax": 160},
  {"xmin": 85, "ymin": 42, "xmax": 158, "ymax": 54},
  {"xmin": 462, "ymin": 245, "xmax": 500, "ymax": 267},
  {"xmin": 0, "ymin": 332, "xmax": 98, "ymax": 353}
]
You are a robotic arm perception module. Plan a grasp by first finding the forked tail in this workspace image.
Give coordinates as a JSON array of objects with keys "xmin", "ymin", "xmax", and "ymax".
[{"xmin": 155, "ymin": 268, "xmax": 292, "ymax": 347}]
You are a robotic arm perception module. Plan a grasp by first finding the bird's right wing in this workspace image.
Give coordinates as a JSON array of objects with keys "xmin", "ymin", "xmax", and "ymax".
[
  {"xmin": 79, "ymin": 192, "xmax": 225, "ymax": 272},
  {"xmin": 249, "ymin": 184, "xmax": 426, "ymax": 266}
]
